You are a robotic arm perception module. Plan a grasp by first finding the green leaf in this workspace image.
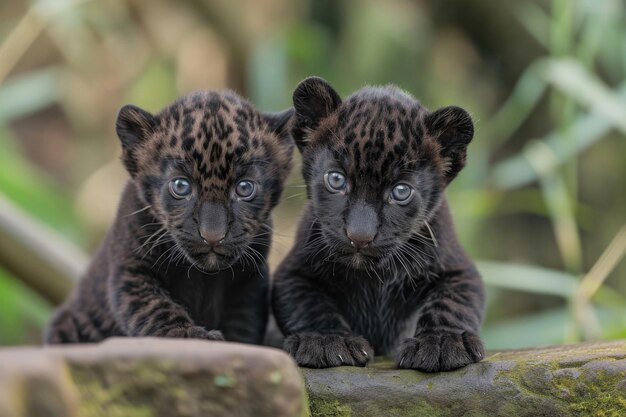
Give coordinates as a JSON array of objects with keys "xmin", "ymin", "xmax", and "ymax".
[
  {"xmin": 480, "ymin": 62, "xmax": 547, "ymax": 148},
  {"xmin": 0, "ymin": 266, "xmax": 51, "ymax": 345},
  {"xmin": 516, "ymin": 2, "xmax": 550, "ymax": 48},
  {"xmin": 483, "ymin": 308, "xmax": 568, "ymax": 349},
  {"xmin": 522, "ymin": 141, "xmax": 582, "ymax": 273},
  {"xmin": 543, "ymin": 58, "xmax": 626, "ymax": 134},
  {"xmin": 478, "ymin": 260, "xmax": 578, "ymax": 298},
  {"xmin": 0, "ymin": 128, "xmax": 81, "ymax": 239},
  {"xmin": 491, "ymin": 80, "xmax": 626, "ymax": 189}
]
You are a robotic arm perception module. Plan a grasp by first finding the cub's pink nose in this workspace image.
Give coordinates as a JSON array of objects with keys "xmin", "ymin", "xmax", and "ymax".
[
  {"xmin": 199, "ymin": 229, "xmax": 225, "ymax": 246},
  {"xmin": 346, "ymin": 231, "xmax": 374, "ymax": 250}
]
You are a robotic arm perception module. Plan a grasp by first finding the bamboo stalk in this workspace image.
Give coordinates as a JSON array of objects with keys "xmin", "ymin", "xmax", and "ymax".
[{"xmin": 0, "ymin": 192, "xmax": 86, "ymax": 305}]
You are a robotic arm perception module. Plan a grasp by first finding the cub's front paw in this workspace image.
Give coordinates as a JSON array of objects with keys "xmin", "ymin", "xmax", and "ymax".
[
  {"xmin": 192, "ymin": 327, "xmax": 225, "ymax": 341},
  {"xmin": 284, "ymin": 333, "xmax": 374, "ymax": 368},
  {"xmin": 166, "ymin": 326, "xmax": 224, "ymax": 341},
  {"xmin": 396, "ymin": 330, "xmax": 484, "ymax": 372}
]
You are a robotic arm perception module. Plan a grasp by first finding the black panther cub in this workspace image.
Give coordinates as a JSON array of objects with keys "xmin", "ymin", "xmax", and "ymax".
[
  {"xmin": 46, "ymin": 91, "xmax": 293, "ymax": 344},
  {"xmin": 272, "ymin": 77, "xmax": 485, "ymax": 372}
]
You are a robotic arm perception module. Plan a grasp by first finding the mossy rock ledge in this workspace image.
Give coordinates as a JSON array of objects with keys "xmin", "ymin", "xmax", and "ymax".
[
  {"xmin": 304, "ymin": 340, "xmax": 626, "ymax": 417},
  {"xmin": 1, "ymin": 339, "xmax": 625, "ymax": 417},
  {"xmin": 0, "ymin": 338, "xmax": 306, "ymax": 417}
]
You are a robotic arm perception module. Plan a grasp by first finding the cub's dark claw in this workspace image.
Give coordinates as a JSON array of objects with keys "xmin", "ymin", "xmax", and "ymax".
[
  {"xmin": 284, "ymin": 333, "xmax": 374, "ymax": 368},
  {"xmin": 396, "ymin": 330, "xmax": 484, "ymax": 372}
]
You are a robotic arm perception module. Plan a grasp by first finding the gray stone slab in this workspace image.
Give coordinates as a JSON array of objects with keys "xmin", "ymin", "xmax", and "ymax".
[
  {"xmin": 0, "ymin": 338, "xmax": 306, "ymax": 417},
  {"xmin": 302, "ymin": 340, "xmax": 626, "ymax": 417}
]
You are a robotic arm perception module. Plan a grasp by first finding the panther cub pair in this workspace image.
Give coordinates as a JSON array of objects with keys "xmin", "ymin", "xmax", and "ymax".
[{"xmin": 47, "ymin": 79, "xmax": 484, "ymax": 373}]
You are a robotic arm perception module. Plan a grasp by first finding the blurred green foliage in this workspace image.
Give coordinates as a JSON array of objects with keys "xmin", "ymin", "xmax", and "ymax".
[{"xmin": 0, "ymin": 0, "xmax": 624, "ymax": 348}]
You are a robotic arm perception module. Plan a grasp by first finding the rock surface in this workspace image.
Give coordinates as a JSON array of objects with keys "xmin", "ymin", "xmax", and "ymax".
[
  {"xmin": 302, "ymin": 340, "xmax": 626, "ymax": 417},
  {"xmin": 0, "ymin": 338, "xmax": 306, "ymax": 417},
  {"xmin": 1, "ymin": 339, "xmax": 625, "ymax": 417}
]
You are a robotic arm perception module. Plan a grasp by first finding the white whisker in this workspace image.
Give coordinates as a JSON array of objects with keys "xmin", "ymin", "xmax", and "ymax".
[{"xmin": 124, "ymin": 205, "xmax": 152, "ymax": 218}]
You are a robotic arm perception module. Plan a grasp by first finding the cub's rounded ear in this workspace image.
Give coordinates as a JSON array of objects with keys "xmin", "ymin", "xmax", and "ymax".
[
  {"xmin": 115, "ymin": 104, "xmax": 156, "ymax": 151},
  {"xmin": 264, "ymin": 108, "xmax": 294, "ymax": 140},
  {"xmin": 292, "ymin": 76, "xmax": 342, "ymax": 151},
  {"xmin": 115, "ymin": 104, "xmax": 155, "ymax": 177},
  {"xmin": 425, "ymin": 106, "xmax": 474, "ymax": 182}
]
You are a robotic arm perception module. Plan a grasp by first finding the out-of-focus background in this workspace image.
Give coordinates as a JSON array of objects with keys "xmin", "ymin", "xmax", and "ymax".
[{"xmin": 0, "ymin": 0, "xmax": 624, "ymax": 349}]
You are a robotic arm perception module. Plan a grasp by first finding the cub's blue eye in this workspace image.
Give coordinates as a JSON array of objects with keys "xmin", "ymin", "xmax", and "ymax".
[
  {"xmin": 169, "ymin": 178, "xmax": 192, "ymax": 198},
  {"xmin": 391, "ymin": 183, "xmax": 414, "ymax": 204},
  {"xmin": 235, "ymin": 180, "xmax": 256, "ymax": 200},
  {"xmin": 324, "ymin": 171, "xmax": 347, "ymax": 193}
]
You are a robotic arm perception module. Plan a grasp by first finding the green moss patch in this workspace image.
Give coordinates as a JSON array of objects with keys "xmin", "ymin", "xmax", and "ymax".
[
  {"xmin": 309, "ymin": 398, "xmax": 352, "ymax": 417},
  {"xmin": 554, "ymin": 369, "xmax": 626, "ymax": 416},
  {"xmin": 67, "ymin": 359, "xmax": 186, "ymax": 417}
]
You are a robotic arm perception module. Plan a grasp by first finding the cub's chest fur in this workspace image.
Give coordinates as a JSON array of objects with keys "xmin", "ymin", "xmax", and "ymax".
[
  {"xmin": 162, "ymin": 265, "xmax": 227, "ymax": 328},
  {"xmin": 336, "ymin": 278, "xmax": 425, "ymax": 354}
]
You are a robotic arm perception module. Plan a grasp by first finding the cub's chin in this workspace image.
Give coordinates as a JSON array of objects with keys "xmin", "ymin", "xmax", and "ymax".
[
  {"xmin": 334, "ymin": 246, "xmax": 382, "ymax": 271},
  {"xmin": 180, "ymin": 246, "xmax": 239, "ymax": 273},
  {"xmin": 200, "ymin": 250, "xmax": 247, "ymax": 272},
  {"xmin": 347, "ymin": 253, "xmax": 371, "ymax": 270}
]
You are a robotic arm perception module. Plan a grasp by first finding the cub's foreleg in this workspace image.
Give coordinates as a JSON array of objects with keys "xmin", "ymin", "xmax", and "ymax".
[{"xmin": 109, "ymin": 267, "xmax": 223, "ymax": 340}]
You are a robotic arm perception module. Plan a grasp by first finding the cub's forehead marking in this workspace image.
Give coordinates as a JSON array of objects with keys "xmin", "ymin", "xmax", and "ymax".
[
  {"xmin": 149, "ymin": 91, "xmax": 274, "ymax": 197},
  {"xmin": 324, "ymin": 90, "xmax": 429, "ymax": 181}
]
